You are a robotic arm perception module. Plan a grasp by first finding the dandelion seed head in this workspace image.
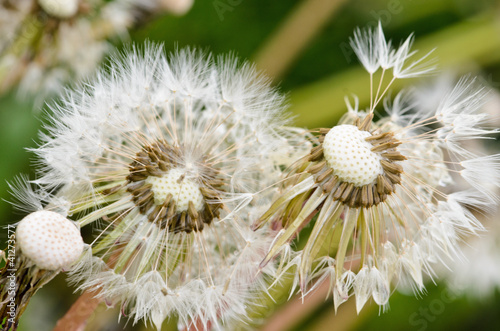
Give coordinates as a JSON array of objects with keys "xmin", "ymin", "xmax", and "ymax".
[
  {"xmin": 24, "ymin": 45, "xmax": 306, "ymax": 328},
  {"xmin": 16, "ymin": 210, "xmax": 84, "ymax": 270},
  {"xmin": 256, "ymin": 24, "xmax": 499, "ymax": 314}
]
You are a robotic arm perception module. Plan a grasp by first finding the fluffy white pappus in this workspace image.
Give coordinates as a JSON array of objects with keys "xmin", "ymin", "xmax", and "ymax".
[
  {"xmin": 350, "ymin": 22, "xmax": 381, "ymax": 74},
  {"xmin": 435, "ymin": 76, "xmax": 490, "ymax": 123},
  {"xmin": 379, "ymin": 93, "xmax": 498, "ymax": 281},
  {"xmin": 344, "ymin": 94, "xmax": 361, "ymax": 116},
  {"xmin": 460, "ymin": 155, "xmax": 500, "ymax": 203},
  {"xmin": 33, "ymin": 45, "xmax": 292, "ymax": 192},
  {"xmin": 410, "ymin": 72, "xmax": 456, "ymax": 114},
  {"xmin": 6, "ymin": 175, "xmax": 46, "ymax": 213},
  {"xmin": 445, "ymin": 215, "xmax": 500, "ymax": 299},
  {"xmin": 349, "ymin": 21, "xmax": 435, "ymax": 79},
  {"xmin": 303, "ymin": 255, "xmax": 390, "ymax": 314},
  {"xmin": 353, "ymin": 264, "xmax": 390, "ymax": 313},
  {"xmin": 33, "ymin": 44, "xmax": 304, "ymax": 328},
  {"xmin": 383, "ymin": 78, "xmax": 496, "ymax": 161},
  {"xmin": 405, "ymin": 74, "xmax": 496, "ymax": 158},
  {"xmin": 447, "ymin": 189, "xmax": 497, "ymax": 216},
  {"xmin": 391, "ymin": 37, "xmax": 436, "ymax": 79},
  {"xmin": 381, "ymin": 89, "xmax": 422, "ymax": 128},
  {"xmin": 71, "ymin": 228, "xmax": 278, "ymax": 330}
]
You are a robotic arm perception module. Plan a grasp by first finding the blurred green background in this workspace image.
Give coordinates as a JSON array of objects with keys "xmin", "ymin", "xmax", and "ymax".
[{"xmin": 2, "ymin": 0, "xmax": 500, "ymax": 330}]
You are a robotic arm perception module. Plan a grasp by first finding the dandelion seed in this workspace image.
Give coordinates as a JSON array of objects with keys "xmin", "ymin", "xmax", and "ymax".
[
  {"xmin": 26, "ymin": 45, "xmax": 308, "ymax": 329},
  {"xmin": 255, "ymin": 25, "xmax": 499, "ymax": 313}
]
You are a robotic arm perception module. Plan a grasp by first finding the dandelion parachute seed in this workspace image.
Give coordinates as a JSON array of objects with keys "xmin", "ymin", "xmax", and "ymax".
[
  {"xmin": 26, "ymin": 45, "xmax": 308, "ymax": 329},
  {"xmin": 254, "ymin": 23, "xmax": 500, "ymax": 313}
]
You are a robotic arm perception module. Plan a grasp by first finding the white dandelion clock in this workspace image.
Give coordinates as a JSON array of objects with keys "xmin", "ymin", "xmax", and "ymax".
[
  {"xmin": 254, "ymin": 24, "xmax": 500, "ymax": 313},
  {"xmin": 27, "ymin": 45, "xmax": 305, "ymax": 329}
]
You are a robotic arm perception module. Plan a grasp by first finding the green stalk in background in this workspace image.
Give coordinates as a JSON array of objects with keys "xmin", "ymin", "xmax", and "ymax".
[{"xmin": 289, "ymin": 15, "xmax": 500, "ymax": 128}]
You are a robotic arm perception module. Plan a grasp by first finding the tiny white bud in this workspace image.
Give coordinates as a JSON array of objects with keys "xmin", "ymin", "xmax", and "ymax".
[
  {"xmin": 38, "ymin": 0, "xmax": 79, "ymax": 19},
  {"xmin": 16, "ymin": 210, "xmax": 84, "ymax": 270},
  {"xmin": 159, "ymin": 0, "xmax": 194, "ymax": 15}
]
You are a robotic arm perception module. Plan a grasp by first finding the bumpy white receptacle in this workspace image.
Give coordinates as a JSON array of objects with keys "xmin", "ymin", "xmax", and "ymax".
[
  {"xmin": 323, "ymin": 124, "xmax": 383, "ymax": 186},
  {"xmin": 16, "ymin": 210, "xmax": 84, "ymax": 270},
  {"xmin": 38, "ymin": 0, "xmax": 79, "ymax": 19},
  {"xmin": 146, "ymin": 168, "xmax": 204, "ymax": 211}
]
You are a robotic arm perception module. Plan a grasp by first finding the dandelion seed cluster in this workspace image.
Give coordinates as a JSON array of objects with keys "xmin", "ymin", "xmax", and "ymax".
[
  {"xmin": 0, "ymin": 0, "xmax": 174, "ymax": 100},
  {"xmin": 255, "ymin": 23, "xmax": 500, "ymax": 313},
  {"xmin": 16, "ymin": 45, "xmax": 309, "ymax": 329},
  {"xmin": 7, "ymin": 20, "xmax": 500, "ymax": 330}
]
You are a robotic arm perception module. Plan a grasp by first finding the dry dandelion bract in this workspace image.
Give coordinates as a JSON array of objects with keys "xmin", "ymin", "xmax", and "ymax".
[
  {"xmin": 12, "ymin": 45, "xmax": 311, "ymax": 329},
  {"xmin": 254, "ymin": 23, "xmax": 500, "ymax": 313}
]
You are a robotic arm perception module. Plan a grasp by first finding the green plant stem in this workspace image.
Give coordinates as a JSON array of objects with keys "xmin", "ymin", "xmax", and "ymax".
[{"xmin": 253, "ymin": 0, "xmax": 348, "ymax": 81}]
